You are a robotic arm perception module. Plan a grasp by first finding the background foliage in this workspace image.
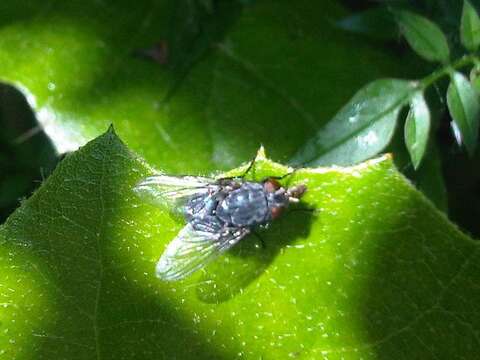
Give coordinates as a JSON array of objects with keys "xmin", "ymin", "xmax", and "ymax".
[{"xmin": 1, "ymin": 0, "xmax": 480, "ymax": 359}]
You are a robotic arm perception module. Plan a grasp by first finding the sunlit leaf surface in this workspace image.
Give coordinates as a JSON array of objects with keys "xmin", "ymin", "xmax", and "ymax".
[{"xmin": 1, "ymin": 129, "xmax": 479, "ymax": 359}]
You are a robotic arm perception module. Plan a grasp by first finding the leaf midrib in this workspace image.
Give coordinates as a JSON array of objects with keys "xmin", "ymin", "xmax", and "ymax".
[{"xmin": 300, "ymin": 85, "xmax": 414, "ymax": 165}]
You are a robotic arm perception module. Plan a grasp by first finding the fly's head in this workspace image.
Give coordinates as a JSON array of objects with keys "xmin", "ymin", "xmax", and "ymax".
[
  {"xmin": 286, "ymin": 183, "xmax": 307, "ymax": 203},
  {"xmin": 263, "ymin": 178, "xmax": 307, "ymax": 219}
]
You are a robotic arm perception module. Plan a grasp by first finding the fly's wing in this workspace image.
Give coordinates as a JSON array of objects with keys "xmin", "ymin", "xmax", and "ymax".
[
  {"xmin": 156, "ymin": 223, "xmax": 250, "ymax": 281},
  {"xmin": 134, "ymin": 174, "xmax": 217, "ymax": 213}
]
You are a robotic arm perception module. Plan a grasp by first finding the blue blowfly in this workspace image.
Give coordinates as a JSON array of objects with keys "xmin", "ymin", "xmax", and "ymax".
[{"xmin": 134, "ymin": 159, "xmax": 307, "ymax": 281}]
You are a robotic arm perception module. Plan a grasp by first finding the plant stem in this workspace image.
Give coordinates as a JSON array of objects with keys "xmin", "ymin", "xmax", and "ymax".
[{"xmin": 419, "ymin": 54, "xmax": 478, "ymax": 90}]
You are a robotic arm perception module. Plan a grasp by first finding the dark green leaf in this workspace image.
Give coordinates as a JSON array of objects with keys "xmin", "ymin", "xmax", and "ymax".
[
  {"xmin": 395, "ymin": 10, "xmax": 450, "ymax": 63},
  {"xmin": 461, "ymin": 0, "xmax": 480, "ymax": 51},
  {"xmin": 2, "ymin": 130, "xmax": 480, "ymax": 358},
  {"xmin": 470, "ymin": 64, "xmax": 480, "ymax": 93},
  {"xmin": 447, "ymin": 71, "xmax": 480, "ymax": 155},
  {"xmin": 404, "ymin": 92, "xmax": 431, "ymax": 169},
  {"xmin": 290, "ymin": 79, "xmax": 414, "ymax": 166},
  {"xmin": 0, "ymin": 0, "xmax": 411, "ymax": 174},
  {"xmin": 336, "ymin": 7, "xmax": 398, "ymax": 41}
]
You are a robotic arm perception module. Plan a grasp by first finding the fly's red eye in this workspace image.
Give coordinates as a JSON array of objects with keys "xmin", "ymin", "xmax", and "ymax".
[
  {"xmin": 270, "ymin": 206, "xmax": 283, "ymax": 219},
  {"xmin": 263, "ymin": 178, "xmax": 281, "ymax": 193}
]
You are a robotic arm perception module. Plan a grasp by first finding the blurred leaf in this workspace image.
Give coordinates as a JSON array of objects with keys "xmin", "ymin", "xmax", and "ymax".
[
  {"xmin": 461, "ymin": 0, "xmax": 480, "ymax": 51},
  {"xmin": 395, "ymin": 9, "xmax": 450, "ymax": 63},
  {"xmin": 447, "ymin": 71, "xmax": 480, "ymax": 155},
  {"xmin": 290, "ymin": 78, "xmax": 414, "ymax": 166},
  {"xmin": 0, "ymin": 0, "xmax": 414, "ymax": 174},
  {"xmin": 404, "ymin": 91, "xmax": 431, "ymax": 169},
  {"xmin": 470, "ymin": 63, "xmax": 480, "ymax": 92},
  {"xmin": 2, "ymin": 129, "xmax": 480, "ymax": 359},
  {"xmin": 336, "ymin": 6, "xmax": 398, "ymax": 41}
]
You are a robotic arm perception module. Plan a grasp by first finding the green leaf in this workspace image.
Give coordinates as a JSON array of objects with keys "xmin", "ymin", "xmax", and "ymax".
[
  {"xmin": 446, "ymin": 71, "xmax": 480, "ymax": 155},
  {"xmin": 0, "ymin": 0, "xmax": 411, "ymax": 173},
  {"xmin": 461, "ymin": 0, "xmax": 480, "ymax": 52},
  {"xmin": 470, "ymin": 64, "xmax": 480, "ymax": 93},
  {"xmin": 290, "ymin": 79, "xmax": 414, "ymax": 166},
  {"xmin": 395, "ymin": 10, "xmax": 450, "ymax": 63},
  {"xmin": 404, "ymin": 92, "xmax": 431, "ymax": 169},
  {"xmin": 2, "ymin": 129, "xmax": 480, "ymax": 359}
]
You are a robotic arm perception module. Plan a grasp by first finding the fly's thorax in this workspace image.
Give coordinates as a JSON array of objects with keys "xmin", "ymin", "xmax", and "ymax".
[{"xmin": 215, "ymin": 182, "xmax": 269, "ymax": 227}]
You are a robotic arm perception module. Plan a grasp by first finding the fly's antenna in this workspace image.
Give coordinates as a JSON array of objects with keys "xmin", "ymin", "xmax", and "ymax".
[
  {"xmin": 220, "ymin": 154, "xmax": 258, "ymax": 182},
  {"xmin": 251, "ymin": 230, "xmax": 266, "ymax": 249},
  {"xmin": 286, "ymin": 183, "xmax": 307, "ymax": 200},
  {"xmin": 241, "ymin": 156, "xmax": 257, "ymax": 180}
]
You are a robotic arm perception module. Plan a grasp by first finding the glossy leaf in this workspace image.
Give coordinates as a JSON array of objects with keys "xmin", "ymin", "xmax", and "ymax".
[
  {"xmin": 461, "ymin": 0, "xmax": 480, "ymax": 51},
  {"xmin": 395, "ymin": 10, "xmax": 450, "ymax": 63},
  {"xmin": 446, "ymin": 71, "xmax": 480, "ymax": 155},
  {"xmin": 404, "ymin": 92, "xmax": 431, "ymax": 169},
  {"xmin": 2, "ymin": 129, "xmax": 479, "ymax": 359},
  {"xmin": 290, "ymin": 79, "xmax": 414, "ymax": 166},
  {"xmin": 0, "ymin": 0, "xmax": 410, "ymax": 174}
]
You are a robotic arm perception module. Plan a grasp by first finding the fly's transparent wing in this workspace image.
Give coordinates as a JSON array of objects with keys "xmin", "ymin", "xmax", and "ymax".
[
  {"xmin": 156, "ymin": 223, "xmax": 250, "ymax": 281},
  {"xmin": 134, "ymin": 174, "xmax": 217, "ymax": 212}
]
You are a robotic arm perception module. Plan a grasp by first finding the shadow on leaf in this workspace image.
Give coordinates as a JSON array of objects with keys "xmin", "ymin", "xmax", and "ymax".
[{"xmin": 195, "ymin": 207, "xmax": 316, "ymax": 304}]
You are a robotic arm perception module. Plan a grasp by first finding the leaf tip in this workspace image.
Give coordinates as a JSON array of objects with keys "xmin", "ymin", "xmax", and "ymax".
[
  {"xmin": 107, "ymin": 123, "xmax": 117, "ymax": 135},
  {"xmin": 255, "ymin": 145, "xmax": 267, "ymax": 161}
]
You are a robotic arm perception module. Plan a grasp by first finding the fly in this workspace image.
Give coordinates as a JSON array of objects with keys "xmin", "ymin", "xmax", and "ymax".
[{"xmin": 134, "ymin": 159, "xmax": 307, "ymax": 281}]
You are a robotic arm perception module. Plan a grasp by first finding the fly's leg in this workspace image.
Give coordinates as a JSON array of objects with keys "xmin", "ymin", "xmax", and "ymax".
[
  {"xmin": 218, "ymin": 155, "xmax": 257, "ymax": 182},
  {"xmin": 262, "ymin": 167, "xmax": 299, "ymax": 187},
  {"xmin": 251, "ymin": 230, "xmax": 266, "ymax": 249},
  {"xmin": 242, "ymin": 156, "xmax": 257, "ymax": 180}
]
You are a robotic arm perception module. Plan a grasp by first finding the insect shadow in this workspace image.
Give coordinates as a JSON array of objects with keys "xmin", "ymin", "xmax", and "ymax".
[{"xmin": 195, "ymin": 204, "xmax": 315, "ymax": 304}]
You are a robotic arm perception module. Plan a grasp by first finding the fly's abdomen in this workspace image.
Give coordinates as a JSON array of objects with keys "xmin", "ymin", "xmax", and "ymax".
[{"xmin": 216, "ymin": 183, "xmax": 269, "ymax": 227}]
